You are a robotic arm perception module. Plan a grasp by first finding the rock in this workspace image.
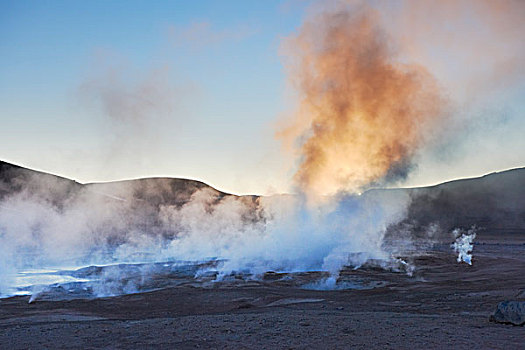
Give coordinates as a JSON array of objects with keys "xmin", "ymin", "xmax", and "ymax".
[{"xmin": 489, "ymin": 301, "xmax": 525, "ymax": 326}]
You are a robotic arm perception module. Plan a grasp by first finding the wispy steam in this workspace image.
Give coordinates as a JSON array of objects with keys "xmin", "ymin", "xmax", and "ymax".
[
  {"xmin": 381, "ymin": 0, "xmax": 525, "ymax": 185},
  {"xmin": 396, "ymin": 0, "xmax": 525, "ymax": 96},
  {"xmin": 77, "ymin": 53, "xmax": 190, "ymax": 177}
]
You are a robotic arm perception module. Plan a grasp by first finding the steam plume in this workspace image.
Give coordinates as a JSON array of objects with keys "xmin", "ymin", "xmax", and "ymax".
[
  {"xmin": 452, "ymin": 227, "xmax": 476, "ymax": 265},
  {"xmin": 279, "ymin": 3, "xmax": 446, "ymax": 197}
]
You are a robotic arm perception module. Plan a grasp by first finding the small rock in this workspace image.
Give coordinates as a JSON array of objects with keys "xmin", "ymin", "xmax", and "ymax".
[
  {"xmin": 342, "ymin": 327, "xmax": 354, "ymax": 334},
  {"xmin": 489, "ymin": 301, "xmax": 525, "ymax": 326},
  {"xmin": 299, "ymin": 321, "xmax": 310, "ymax": 327}
]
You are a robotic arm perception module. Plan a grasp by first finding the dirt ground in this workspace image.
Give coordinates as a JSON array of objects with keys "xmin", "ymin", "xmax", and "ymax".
[{"xmin": 1, "ymin": 232, "xmax": 524, "ymax": 349}]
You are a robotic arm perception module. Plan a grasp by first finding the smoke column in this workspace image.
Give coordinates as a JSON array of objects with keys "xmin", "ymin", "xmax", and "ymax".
[{"xmin": 279, "ymin": 2, "xmax": 446, "ymax": 198}]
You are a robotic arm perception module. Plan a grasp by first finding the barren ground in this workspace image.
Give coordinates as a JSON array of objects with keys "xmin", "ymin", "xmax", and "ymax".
[{"xmin": 1, "ymin": 232, "xmax": 524, "ymax": 349}]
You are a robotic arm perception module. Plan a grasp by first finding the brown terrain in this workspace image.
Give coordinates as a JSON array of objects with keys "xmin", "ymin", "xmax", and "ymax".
[{"xmin": 0, "ymin": 161, "xmax": 524, "ymax": 349}]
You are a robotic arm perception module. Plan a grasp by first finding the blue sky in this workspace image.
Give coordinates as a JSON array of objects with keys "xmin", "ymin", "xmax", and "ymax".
[
  {"xmin": 1, "ymin": 0, "xmax": 306, "ymax": 194},
  {"xmin": 1, "ymin": 0, "xmax": 524, "ymax": 194}
]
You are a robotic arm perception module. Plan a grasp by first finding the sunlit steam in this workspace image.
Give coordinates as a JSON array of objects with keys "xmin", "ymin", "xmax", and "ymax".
[{"xmin": 279, "ymin": 3, "xmax": 445, "ymax": 198}]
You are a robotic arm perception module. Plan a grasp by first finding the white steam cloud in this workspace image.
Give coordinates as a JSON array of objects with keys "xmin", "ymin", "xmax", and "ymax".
[
  {"xmin": 0, "ymin": 171, "xmax": 412, "ymax": 297},
  {"xmin": 451, "ymin": 227, "xmax": 477, "ymax": 265}
]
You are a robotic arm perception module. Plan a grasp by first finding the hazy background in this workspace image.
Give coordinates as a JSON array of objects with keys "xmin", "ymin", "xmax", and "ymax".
[{"xmin": 1, "ymin": 0, "xmax": 524, "ymax": 195}]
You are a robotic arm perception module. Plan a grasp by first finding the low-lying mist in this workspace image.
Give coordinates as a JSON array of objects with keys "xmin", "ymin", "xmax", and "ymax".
[
  {"xmin": 0, "ymin": 169, "xmax": 414, "ymax": 297},
  {"xmin": 2, "ymin": 163, "xmax": 524, "ymax": 298}
]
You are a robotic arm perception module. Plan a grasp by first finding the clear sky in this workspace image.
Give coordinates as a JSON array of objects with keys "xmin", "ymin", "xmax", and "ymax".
[{"xmin": 1, "ymin": 0, "xmax": 524, "ymax": 195}]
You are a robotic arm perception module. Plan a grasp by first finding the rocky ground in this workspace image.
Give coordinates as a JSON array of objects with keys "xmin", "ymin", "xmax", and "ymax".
[{"xmin": 0, "ymin": 232, "xmax": 524, "ymax": 349}]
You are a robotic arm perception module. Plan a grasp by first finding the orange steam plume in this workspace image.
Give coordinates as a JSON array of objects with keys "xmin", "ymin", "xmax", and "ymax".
[{"xmin": 280, "ymin": 4, "xmax": 446, "ymax": 198}]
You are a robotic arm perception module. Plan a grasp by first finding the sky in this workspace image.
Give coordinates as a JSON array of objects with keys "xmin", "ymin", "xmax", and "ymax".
[{"xmin": 1, "ymin": 0, "xmax": 524, "ymax": 195}]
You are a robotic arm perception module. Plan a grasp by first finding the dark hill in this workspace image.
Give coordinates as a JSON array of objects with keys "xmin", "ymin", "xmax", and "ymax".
[
  {"xmin": 1, "ymin": 160, "xmax": 524, "ymax": 236},
  {"xmin": 400, "ymin": 168, "xmax": 525, "ymax": 235},
  {"xmin": 0, "ymin": 160, "xmax": 228, "ymax": 207}
]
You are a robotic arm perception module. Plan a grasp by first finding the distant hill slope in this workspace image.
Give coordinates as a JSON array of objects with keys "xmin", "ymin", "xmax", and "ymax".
[
  {"xmin": 0, "ymin": 161, "xmax": 83, "ymax": 207},
  {"xmin": 400, "ymin": 168, "xmax": 525, "ymax": 234},
  {"xmin": 0, "ymin": 160, "xmax": 228, "ymax": 205},
  {"xmin": 0, "ymin": 160, "xmax": 259, "ymax": 240},
  {"xmin": 1, "ymin": 160, "xmax": 524, "ymax": 235}
]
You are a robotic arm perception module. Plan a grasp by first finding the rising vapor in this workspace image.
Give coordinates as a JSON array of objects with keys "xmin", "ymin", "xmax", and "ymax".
[
  {"xmin": 77, "ymin": 53, "xmax": 189, "ymax": 179},
  {"xmin": 1, "ymin": 1, "xmax": 523, "ymax": 299},
  {"xmin": 279, "ymin": 3, "xmax": 446, "ymax": 198}
]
